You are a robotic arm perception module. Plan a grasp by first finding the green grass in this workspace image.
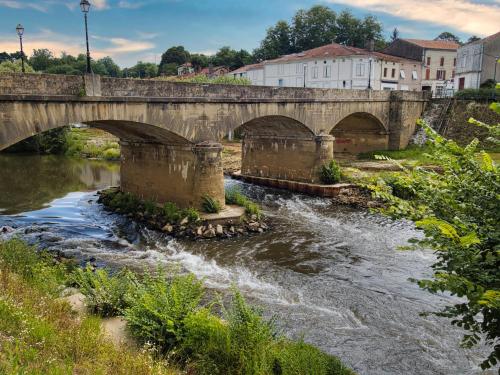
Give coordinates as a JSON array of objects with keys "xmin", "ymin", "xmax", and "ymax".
[
  {"xmin": 65, "ymin": 128, "xmax": 121, "ymax": 161},
  {"xmin": 0, "ymin": 239, "xmax": 178, "ymax": 375},
  {"xmin": 225, "ymin": 187, "xmax": 262, "ymax": 219},
  {"xmin": 0, "ymin": 239, "xmax": 355, "ymax": 375},
  {"xmin": 358, "ymin": 145, "xmax": 436, "ymax": 166}
]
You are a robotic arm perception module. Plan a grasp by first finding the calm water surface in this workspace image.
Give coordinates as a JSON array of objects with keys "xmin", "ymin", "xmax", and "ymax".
[{"xmin": 0, "ymin": 154, "xmax": 493, "ymax": 375}]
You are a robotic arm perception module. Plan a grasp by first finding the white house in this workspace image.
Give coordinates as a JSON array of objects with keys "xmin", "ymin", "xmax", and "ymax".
[
  {"xmin": 454, "ymin": 31, "xmax": 500, "ymax": 90},
  {"xmin": 228, "ymin": 43, "xmax": 421, "ymax": 91},
  {"xmin": 228, "ymin": 62, "xmax": 264, "ymax": 85}
]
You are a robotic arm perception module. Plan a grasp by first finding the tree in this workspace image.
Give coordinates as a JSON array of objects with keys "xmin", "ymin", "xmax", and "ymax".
[
  {"xmin": 435, "ymin": 31, "xmax": 461, "ymax": 44},
  {"xmin": 292, "ymin": 5, "xmax": 337, "ymax": 52},
  {"xmin": 254, "ymin": 21, "xmax": 293, "ymax": 61},
  {"xmin": 0, "ymin": 59, "xmax": 34, "ymax": 73},
  {"xmin": 127, "ymin": 61, "xmax": 158, "ymax": 78},
  {"xmin": 210, "ymin": 47, "xmax": 252, "ymax": 70},
  {"xmin": 335, "ymin": 10, "xmax": 361, "ymax": 47},
  {"xmin": 467, "ymin": 36, "xmax": 481, "ymax": 44},
  {"xmin": 29, "ymin": 49, "xmax": 54, "ymax": 71},
  {"xmin": 369, "ymin": 84, "xmax": 500, "ymax": 370},
  {"xmin": 97, "ymin": 56, "xmax": 121, "ymax": 77},
  {"xmin": 0, "ymin": 52, "xmax": 12, "ymax": 63},
  {"xmin": 390, "ymin": 27, "xmax": 400, "ymax": 42},
  {"xmin": 190, "ymin": 53, "xmax": 209, "ymax": 71},
  {"xmin": 159, "ymin": 46, "xmax": 190, "ymax": 74}
]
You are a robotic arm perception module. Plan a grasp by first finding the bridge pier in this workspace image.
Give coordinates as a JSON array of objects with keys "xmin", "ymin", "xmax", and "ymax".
[
  {"xmin": 241, "ymin": 134, "xmax": 334, "ymax": 183},
  {"xmin": 120, "ymin": 141, "xmax": 225, "ymax": 210}
]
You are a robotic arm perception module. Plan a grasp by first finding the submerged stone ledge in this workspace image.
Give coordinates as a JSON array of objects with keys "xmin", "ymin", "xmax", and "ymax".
[{"xmin": 97, "ymin": 187, "xmax": 269, "ymax": 240}]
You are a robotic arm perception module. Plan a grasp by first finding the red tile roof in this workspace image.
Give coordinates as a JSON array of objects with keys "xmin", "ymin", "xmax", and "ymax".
[
  {"xmin": 402, "ymin": 39, "xmax": 459, "ymax": 50},
  {"xmin": 230, "ymin": 62, "xmax": 264, "ymax": 74}
]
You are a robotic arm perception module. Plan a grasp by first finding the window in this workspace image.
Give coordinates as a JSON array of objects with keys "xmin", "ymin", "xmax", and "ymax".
[
  {"xmin": 383, "ymin": 67, "xmax": 387, "ymax": 77},
  {"xmin": 412, "ymin": 70, "xmax": 418, "ymax": 80},
  {"xmin": 356, "ymin": 63, "xmax": 365, "ymax": 76},
  {"xmin": 425, "ymin": 68, "xmax": 430, "ymax": 80},
  {"xmin": 312, "ymin": 66, "xmax": 318, "ymax": 79},
  {"xmin": 391, "ymin": 68, "xmax": 396, "ymax": 78},
  {"xmin": 453, "ymin": 58, "xmax": 456, "ymax": 67},
  {"xmin": 323, "ymin": 65, "xmax": 331, "ymax": 78},
  {"xmin": 440, "ymin": 57, "xmax": 444, "ymax": 67},
  {"xmin": 436, "ymin": 70, "xmax": 446, "ymax": 80},
  {"xmin": 452, "ymin": 70, "xmax": 455, "ymax": 78},
  {"xmin": 426, "ymin": 57, "xmax": 431, "ymax": 66},
  {"xmin": 296, "ymin": 64, "xmax": 302, "ymax": 74},
  {"xmin": 342, "ymin": 80, "xmax": 346, "ymax": 88},
  {"xmin": 278, "ymin": 79, "xmax": 284, "ymax": 87},
  {"xmin": 400, "ymin": 70, "xmax": 406, "ymax": 79}
]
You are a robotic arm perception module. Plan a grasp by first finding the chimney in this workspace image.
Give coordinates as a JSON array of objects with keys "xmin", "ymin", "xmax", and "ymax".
[{"xmin": 365, "ymin": 39, "xmax": 375, "ymax": 52}]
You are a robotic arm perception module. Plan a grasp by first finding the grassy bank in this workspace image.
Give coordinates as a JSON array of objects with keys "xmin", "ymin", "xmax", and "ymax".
[
  {"xmin": 65, "ymin": 127, "xmax": 121, "ymax": 160},
  {"xmin": 0, "ymin": 239, "xmax": 354, "ymax": 375}
]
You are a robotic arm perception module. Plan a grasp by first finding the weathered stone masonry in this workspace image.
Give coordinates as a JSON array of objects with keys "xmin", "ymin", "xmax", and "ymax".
[{"xmin": 0, "ymin": 73, "xmax": 429, "ymax": 208}]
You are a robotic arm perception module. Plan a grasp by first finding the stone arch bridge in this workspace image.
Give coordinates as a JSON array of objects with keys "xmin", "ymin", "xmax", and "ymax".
[{"xmin": 0, "ymin": 73, "xmax": 428, "ymax": 209}]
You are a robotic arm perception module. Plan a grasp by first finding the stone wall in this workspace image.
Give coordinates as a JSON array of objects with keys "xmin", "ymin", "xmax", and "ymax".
[
  {"xmin": 241, "ymin": 135, "xmax": 334, "ymax": 183},
  {"xmin": 0, "ymin": 73, "xmax": 83, "ymax": 96},
  {"xmin": 443, "ymin": 100, "xmax": 500, "ymax": 147}
]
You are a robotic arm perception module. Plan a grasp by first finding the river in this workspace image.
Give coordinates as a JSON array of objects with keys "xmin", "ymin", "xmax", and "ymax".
[{"xmin": 0, "ymin": 154, "xmax": 492, "ymax": 375}]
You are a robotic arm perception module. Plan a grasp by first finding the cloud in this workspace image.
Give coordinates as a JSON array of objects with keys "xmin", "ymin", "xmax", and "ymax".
[
  {"xmin": 326, "ymin": 0, "xmax": 500, "ymax": 36},
  {"xmin": 0, "ymin": 0, "xmax": 48, "ymax": 12},
  {"xmin": 118, "ymin": 0, "xmax": 146, "ymax": 9}
]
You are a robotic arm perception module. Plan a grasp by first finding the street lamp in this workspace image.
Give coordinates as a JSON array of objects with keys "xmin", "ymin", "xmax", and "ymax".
[
  {"xmin": 494, "ymin": 55, "xmax": 499, "ymax": 84},
  {"xmin": 303, "ymin": 63, "xmax": 307, "ymax": 88},
  {"xmin": 16, "ymin": 24, "xmax": 25, "ymax": 73},
  {"xmin": 80, "ymin": 0, "xmax": 92, "ymax": 74},
  {"xmin": 368, "ymin": 57, "xmax": 373, "ymax": 90}
]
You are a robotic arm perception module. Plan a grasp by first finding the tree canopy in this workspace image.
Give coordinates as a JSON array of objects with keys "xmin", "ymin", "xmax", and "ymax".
[
  {"xmin": 435, "ymin": 31, "xmax": 462, "ymax": 45},
  {"xmin": 253, "ymin": 6, "xmax": 385, "ymax": 60}
]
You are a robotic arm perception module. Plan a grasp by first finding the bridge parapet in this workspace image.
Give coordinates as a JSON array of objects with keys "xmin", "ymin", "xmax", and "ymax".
[{"xmin": 0, "ymin": 73, "xmax": 428, "ymax": 103}]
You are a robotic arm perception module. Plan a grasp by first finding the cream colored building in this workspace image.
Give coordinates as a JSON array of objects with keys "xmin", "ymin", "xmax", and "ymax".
[
  {"xmin": 228, "ymin": 43, "xmax": 421, "ymax": 91},
  {"xmin": 383, "ymin": 39, "xmax": 459, "ymax": 96}
]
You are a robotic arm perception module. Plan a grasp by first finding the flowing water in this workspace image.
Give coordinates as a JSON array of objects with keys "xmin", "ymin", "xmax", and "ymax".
[{"xmin": 0, "ymin": 154, "xmax": 493, "ymax": 375}]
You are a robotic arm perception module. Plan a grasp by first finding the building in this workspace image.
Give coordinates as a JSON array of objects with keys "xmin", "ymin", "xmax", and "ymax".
[
  {"xmin": 454, "ymin": 31, "xmax": 500, "ymax": 90},
  {"xmin": 229, "ymin": 62, "xmax": 265, "ymax": 85},
  {"xmin": 177, "ymin": 62, "xmax": 194, "ymax": 76},
  {"xmin": 383, "ymin": 39, "xmax": 459, "ymax": 95},
  {"xmin": 228, "ymin": 43, "xmax": 421, "ymax": 91}
]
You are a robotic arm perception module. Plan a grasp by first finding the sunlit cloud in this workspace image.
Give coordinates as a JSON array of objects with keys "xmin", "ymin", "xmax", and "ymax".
[
  {"xmin": 326, "ymin": 0, "xmax": 500, "ymax": 36},
  {"xmin": 0, "ymin": 0, "xmax": 48, "ymax": 12},
  {"xmin": 118, "ymin": 0, "xmax": 146, "ymax": 9}
]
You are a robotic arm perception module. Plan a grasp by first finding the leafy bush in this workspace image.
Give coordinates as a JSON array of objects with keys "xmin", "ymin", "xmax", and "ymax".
[
  {"xmin": 108, "ymin": 191, "xmax": 141, "ymax": 212},
  {"xmin": 102, "ymin": 147, "xmax": 120, "ymax": 160},
  {"xmin": 161, "ymin": 75, "xmax": 251, "ymax": 85},
  {"xmin": 123, "ymin": 272, "xmax": 205, "ymax": 352},
  {"xmin": 71, "ymin": 265, "xmax": 137, "ymax": 317},
  {"xmin": 454, "ymin": 88, "xmax": 497, "ymax": 100},
  {"xmin": 272, "ymin": 340, "xmax": 354, "ymax": 375},
  {"xmin": 381, "ymin": 174, "xmax": 415, "ymax": 200},
  {"xmin": 225, "ymin": 187, "xmax": 262, "ymax": 219},
  {"xmin": 181, "ymin": 207, "xmax": 200, "ymax": 223},
  {"xmin": 202, "ymin": 195, "xmax": 222, "ymax": 214},
  {"xmin": 320, "ymin": 160, "xmax": 342, "ymax": 184},
  {"xmin": 368, "ymin": 88, "xmax": 500, "ymax": 369},
  {"xmin": 163, "ymin": 202, "xmax": 182, "ymax": 223}
]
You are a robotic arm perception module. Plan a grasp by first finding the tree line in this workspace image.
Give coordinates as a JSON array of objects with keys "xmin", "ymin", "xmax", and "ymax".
[{"xmin": 0, "ymin": 4, "xmax": 482, "ymax": 78}]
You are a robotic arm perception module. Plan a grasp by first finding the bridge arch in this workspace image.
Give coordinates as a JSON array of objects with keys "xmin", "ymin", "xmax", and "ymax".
[{"xmin": 330, "ymin": 112, "xmax": 389, "ymax": 154}]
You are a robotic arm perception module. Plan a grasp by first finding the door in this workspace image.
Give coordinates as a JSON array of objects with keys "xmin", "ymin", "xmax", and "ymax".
[{"xmin": 459, "ymin": 77, "xmax": 465, "ymax": 90}]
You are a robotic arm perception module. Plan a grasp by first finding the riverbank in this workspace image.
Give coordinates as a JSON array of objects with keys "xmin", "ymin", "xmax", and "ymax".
[{"xmin": 0, "ymin": 238, "xmax": 355, "ymax": 375}]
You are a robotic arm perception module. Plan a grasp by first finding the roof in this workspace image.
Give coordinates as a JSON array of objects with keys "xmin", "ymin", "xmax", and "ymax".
[
  {"xmin": 266, "ymin": 43, "xmax": 368, "ymax": 63},
  {"xmin": 401, "ymin": 39, "xmax": 459, "ymax": 50},
  {"xmin": 230, "ymin": 62, "xmax": 264, "ymax": 74},
  {"xmin": 263, "ymin": 43, "xmax": 420, "ymax": 65}
]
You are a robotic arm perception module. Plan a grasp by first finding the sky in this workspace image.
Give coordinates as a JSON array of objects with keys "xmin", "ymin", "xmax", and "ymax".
[{"xmin": 0, "ymin": 0, "xmax": 499, "ymax": 67}]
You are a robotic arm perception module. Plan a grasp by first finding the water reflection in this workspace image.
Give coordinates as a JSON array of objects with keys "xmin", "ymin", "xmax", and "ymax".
[{"xmin": 0, "ymin": 154, "xmax": 119, "ymax": 215}]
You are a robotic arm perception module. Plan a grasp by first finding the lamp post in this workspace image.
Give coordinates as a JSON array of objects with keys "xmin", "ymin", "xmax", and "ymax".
[
  {"xmin": 368, "ymin": 57, "xmax": 373, "ymax": 90},
  {"xmin": 303, "ymin": 63, "xmax": 307, "ymax": 88},
  {"xmin": 16, "ymin": 24, "xmax": 25, "ymax": 73},
  {"xmin": 80, "ymin": 0, "xmax": 91, "ymax": 74}
]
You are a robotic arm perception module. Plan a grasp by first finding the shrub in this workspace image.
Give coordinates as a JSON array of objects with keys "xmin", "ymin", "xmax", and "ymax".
[
  {"xmin": 123, "ymin": 272, "xmax": 205, "ymax": 352},
  {"xmin": 225, "ymin": 187, "xmax": 262, "ymax": 219},
  {"xmin": 102, "ymin": 147, "xmax": 120, "ymax": 160},
  {"xmin": 181, "ymin": 207, "xmax": 200, "ymax": 223},
  {"xmin": 320, "ymin": 160, "xmax": 342, "ymax": 184},
  {"xmin": 163, "ymin": 202, "xmax": 182, "ymax": 223},
  {"xmin": 454, "ymin": 88, "xmax": 497, "ymax": 100},
  {"xmin": 382, "ymin": 175, "xmax": 415, "ymax": 200},
  {"xmin": 272, "ymin": 340, "xmax": 354, "ymax": 375},
  {"xmin": 71, "ymin": 265, "xmax": 137, "ymax": 317},
  {"xmin": 202, "ymin": 195, "xmax": 222, "ymax": 214}
]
